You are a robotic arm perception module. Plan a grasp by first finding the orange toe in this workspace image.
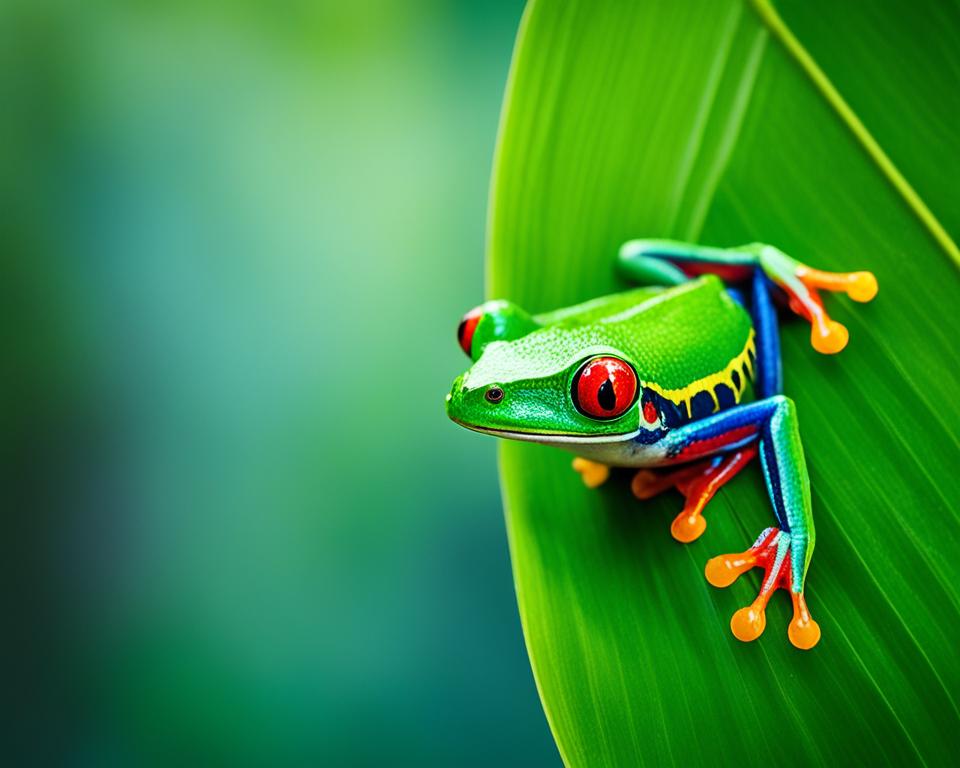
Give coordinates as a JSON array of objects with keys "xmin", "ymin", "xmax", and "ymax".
[
  {"xmin": 731, "ymin": 604, "xmax": 767, "ymax": 642},
  {"xmin": 788, "ymin": 616, "xmax": 821, "ymax": 650},
  {"xmin": 811, "ymin": 320, "xmax": 848, "ymax": 354},
  {"xmin": 847, "ymin": 271, "xmax": 878, "ymax": 302},
  {"xmin": 631, "ymin": 470, "xmax": 662, "ymax": 499},
  {"xmin": 572, "ymin": 458, "xmax": 609, "ymax": 488},
  {"xmin": 795, "ymin": 266, "xmax": 878, "ymax": 303},
  {"xmin": 705, "ymin": 553, "xmax": 754, "ymax": 588},
  {"xmin": 670, "ymin": 512, "xmax": 706, "ymax": 543},
  {"xmin": 788, "ymin": 593, "xmax": 822, "ymax": 650}
]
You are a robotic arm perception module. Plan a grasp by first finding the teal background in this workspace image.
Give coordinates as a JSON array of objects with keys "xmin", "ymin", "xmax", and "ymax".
[{"xmin": 4, "ymin": 0, "xmax": 557, "ymax": 764}]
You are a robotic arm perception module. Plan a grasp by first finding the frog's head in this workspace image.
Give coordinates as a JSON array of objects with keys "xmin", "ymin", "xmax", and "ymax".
[{"xmin": 446, "ymin": 301, "xmax": 642, "ymax": 443}]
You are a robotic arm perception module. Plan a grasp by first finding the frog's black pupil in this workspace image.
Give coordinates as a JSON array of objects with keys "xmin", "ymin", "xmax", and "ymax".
[
  {"xmin": 597, "ymin": 379, "xmax": 616, "ymax": 411},
  {"xmin": 457, "ymin": 319, "xmax": 467, "ymax": 343},
  {"xmin": 486, "ymin": 387, "xmax": 504, "ymax": 403}
]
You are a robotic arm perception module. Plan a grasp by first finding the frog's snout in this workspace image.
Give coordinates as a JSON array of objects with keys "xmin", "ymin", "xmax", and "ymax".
[
  {"xmin": 447, "ymin": 374, "xmax": 506, "ymax": 424},
  {"xmin": 446, "ymin": 375, "xmax": 466, "ymax": 419}
]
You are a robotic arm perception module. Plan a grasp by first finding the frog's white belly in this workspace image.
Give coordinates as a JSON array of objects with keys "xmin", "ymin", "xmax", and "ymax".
[
  {"xmin": 547, "ymin": 434, "xmax": 672, "ymax": 468},
  {"xmin": 469, "ymin": 425, "xmax": 672, "ymax": 468}
]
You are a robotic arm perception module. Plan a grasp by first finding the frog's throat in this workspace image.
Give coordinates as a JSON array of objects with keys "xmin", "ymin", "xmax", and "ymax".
[
  {"xmin": 645, "ymin": 329, "xmax": 756, "ymax": 418},
  {"xmin": 451, "ymin": 420, "xmax": 640, "ymax": 445}
]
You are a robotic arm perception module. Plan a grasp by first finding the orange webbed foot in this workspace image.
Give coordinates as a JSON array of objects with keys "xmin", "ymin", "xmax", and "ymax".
[{"xmin": 706, "ymin": 527, "xmax": 821, "ymax": 650}]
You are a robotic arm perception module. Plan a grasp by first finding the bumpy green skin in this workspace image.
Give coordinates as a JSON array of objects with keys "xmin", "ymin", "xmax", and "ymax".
[{"xmin": 447, "ymin": 276, "xmax": 751, "ymax": 437}]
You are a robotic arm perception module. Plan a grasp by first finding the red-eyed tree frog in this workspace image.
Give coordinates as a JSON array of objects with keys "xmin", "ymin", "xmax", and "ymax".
[{"xmin": 446, "ymin": 241, "xmax": 878, "ymax": 650}]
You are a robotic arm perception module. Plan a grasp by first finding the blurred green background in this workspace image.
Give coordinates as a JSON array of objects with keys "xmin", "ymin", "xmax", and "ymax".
[{"xmin": 3, "ymin": 0, "xmax": 559, "ymax": 764}]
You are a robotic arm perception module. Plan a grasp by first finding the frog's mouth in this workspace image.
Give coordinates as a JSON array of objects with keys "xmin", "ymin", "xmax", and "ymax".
[{"xmin": 449, "ymin": 417, "xmax": 639, "ymax": 445}]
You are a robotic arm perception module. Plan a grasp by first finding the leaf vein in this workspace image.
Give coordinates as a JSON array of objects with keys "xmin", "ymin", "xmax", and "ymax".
[{"xmin": 749, "ymin": 0, "xmax": 960, "ymax": 269}]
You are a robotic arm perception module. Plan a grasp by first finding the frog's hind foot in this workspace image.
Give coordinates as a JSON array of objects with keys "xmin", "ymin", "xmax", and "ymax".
[
  {"xmin": 631, "ymin": 446, "xmax": 757, "ymax": 543},
  {"xmin": 759, "ymin": 247, "xmax": 878, "ymax": 355},
  {"xmin": 705, "ymin": 527, "xmax": 821, "ymax": 650},
  {"xmin": 572, "ymin": 457, "xmax": 610, "ymax": 489}
]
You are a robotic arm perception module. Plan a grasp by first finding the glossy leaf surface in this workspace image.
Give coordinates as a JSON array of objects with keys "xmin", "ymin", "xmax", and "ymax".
[{"xmin": 488, "ymin": 1, "xmax": 960, "ymax": 764}]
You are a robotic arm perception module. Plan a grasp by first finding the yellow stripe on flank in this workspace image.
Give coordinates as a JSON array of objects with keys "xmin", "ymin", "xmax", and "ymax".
[{"xmin": 645, "ymin": 330, "xmax": 756, "ymax": 418}]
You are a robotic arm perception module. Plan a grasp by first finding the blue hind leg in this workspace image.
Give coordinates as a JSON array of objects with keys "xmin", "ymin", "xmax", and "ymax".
[
  {"xmin": 617, "ymin": 239, "xmax": 877, "ymax": 354},
  {"xmin": 617, "ymin": 241, "xmax": 783, "ymax": 396},
  {"xmin": 751, "ymin": 271, "xmax": 782, "ymax": 398}
]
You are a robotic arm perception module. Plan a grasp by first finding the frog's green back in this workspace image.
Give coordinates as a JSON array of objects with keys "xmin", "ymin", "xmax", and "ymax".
[{"xmin": 534, "ymin": 276, "xmax": 753, "ymax": 391}]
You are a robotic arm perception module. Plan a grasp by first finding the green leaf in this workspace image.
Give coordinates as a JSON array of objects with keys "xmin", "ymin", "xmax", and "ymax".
[{"xmin": 487, "ymin": 0, "xmax": 960, "ymax": 764}]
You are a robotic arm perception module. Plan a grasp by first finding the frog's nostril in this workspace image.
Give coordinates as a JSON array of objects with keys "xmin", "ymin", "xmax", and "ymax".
[{"xmin": 485, "ymin": 386, "xmax": 504, "ymax": 404}]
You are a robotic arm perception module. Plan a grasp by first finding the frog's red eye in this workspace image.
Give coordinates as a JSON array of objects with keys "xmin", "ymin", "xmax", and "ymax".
[
  {"xmin": 572, "ymin": 356, "xmax": 638, "ymax": 420},
  {"xmin": 457, "ymin": 307, "xmax": 483, "ymax": 357}
]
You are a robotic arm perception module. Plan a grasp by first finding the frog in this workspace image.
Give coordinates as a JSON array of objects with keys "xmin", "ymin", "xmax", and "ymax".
[{"xmin": 446, "ymin": 240, "xmax": 878, "ymax": 650}]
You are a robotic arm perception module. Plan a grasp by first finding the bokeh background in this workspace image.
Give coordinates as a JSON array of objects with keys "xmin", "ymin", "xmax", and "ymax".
[{"xmin": 4, "ymin": 0, "xmax": 559, "ymax": 764}]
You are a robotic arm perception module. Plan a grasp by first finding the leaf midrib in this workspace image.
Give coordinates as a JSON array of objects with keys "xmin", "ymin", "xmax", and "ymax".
[{"xmin": 750, "ymin": 0, "xmax": 960, "ymax": 269}]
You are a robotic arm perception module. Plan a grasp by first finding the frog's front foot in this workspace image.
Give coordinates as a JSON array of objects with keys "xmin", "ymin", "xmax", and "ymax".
[
  {"xmin": 705, "ymin": 527, "xmax": 821, "ymax": 650},
  {"xmin": 572, "ymin": 458, "xmax": 610, "ymax": 488},
  {"xmin": 631, "ymin": 447, "xmax": 757, "ymax": 543}
]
